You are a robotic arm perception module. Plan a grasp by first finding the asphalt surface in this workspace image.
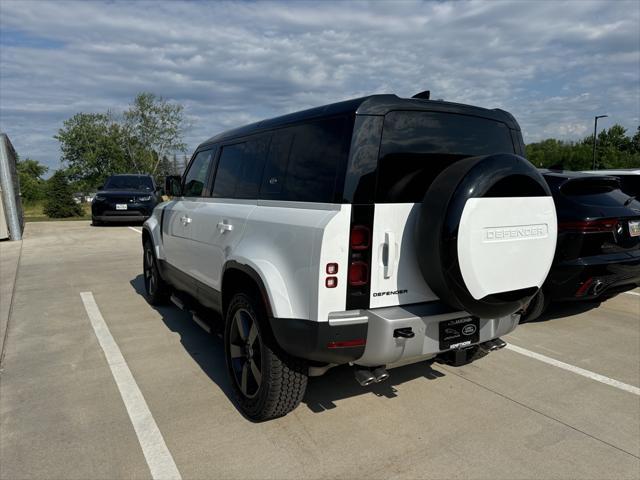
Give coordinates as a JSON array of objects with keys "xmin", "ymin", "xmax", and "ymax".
[{"xmin": 1, "ymin": 221, "xmax": 638, "ymax": 480}]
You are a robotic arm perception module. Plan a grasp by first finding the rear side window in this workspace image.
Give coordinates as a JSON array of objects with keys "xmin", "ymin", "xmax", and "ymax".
[
  {"xmin": 182, "ymin": 149, "xmax": 213, "ymax": 197},
  {"xmin": 378, "ymin": 111, "xmax": 515, "ymax": 202},
  {"xmin": 212, "ymin": 137, "xmax": 268, "ymax": 199},
  {"xmin": 260, "ymin": 116, "xmax": 351, "ymax": 203}
]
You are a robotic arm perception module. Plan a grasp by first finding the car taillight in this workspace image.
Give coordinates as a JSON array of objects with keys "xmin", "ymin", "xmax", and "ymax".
[
  {"xmin": 350, "ymin": 225, "xmax": 370, "ymax": 250},
  {"xmin": 346, "ymin": 207, "xmax": 374, "ymax": 310},
  {"xmin": 327, "ymin": 338, "xmax": 366, "ymax": 349},
  {"xmin": 559, "ymin": 219, "xmax": 618, "ymax": 233},
  {"xmin": 348, "ymin": 261, "xmax": 369, "ymax": 286}
]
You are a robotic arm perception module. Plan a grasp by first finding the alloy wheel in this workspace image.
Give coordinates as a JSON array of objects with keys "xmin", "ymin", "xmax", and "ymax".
[
  {"xmin": 144, "ymin": 248, "xmax": 157, "ymax": 296},
  {"xmin": 228, "ymin": 309, "xmax": 262, "ymax": 398}
]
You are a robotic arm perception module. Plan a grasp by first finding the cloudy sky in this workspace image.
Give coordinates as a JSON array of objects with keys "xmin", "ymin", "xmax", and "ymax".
[{"xmin": 1, "ymin": 0, "xmax": 639, "ymax": 172}]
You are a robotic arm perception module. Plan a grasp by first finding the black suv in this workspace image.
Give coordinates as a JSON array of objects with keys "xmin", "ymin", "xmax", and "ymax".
[{"xmin": 92, "ymin": 174, "xmax": 160, "ymax": 225}]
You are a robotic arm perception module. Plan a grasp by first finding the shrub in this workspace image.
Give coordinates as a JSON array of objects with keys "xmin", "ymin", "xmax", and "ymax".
[{"xmin": 43, "ymin": 171, "xmax": 83, "ymax": 218}]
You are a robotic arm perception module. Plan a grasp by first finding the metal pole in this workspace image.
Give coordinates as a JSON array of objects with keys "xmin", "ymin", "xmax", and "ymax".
[
  {"xmin": 592, "ymin": 114, "xmax": 608, "ymax": 170},
  {"xmin": 0, "ymin": 134, "xmax": 23, "ymax": 240},
  {"xmin": 592, "ymin": 116, "xmax": 598, "ymax": 170}
]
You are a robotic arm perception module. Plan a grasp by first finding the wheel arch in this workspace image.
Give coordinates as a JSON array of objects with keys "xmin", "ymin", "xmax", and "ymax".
[{"xmin": 222, "ymin": 261, "xmax": 276, "ymax": 320}]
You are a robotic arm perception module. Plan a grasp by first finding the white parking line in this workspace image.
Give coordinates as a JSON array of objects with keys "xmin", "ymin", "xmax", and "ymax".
[
  {"xmin": 129, "ymin": 227, "xmax": 142, "ymax": 234},
  {"xmin": 80, "ymin": 292, "xmax": 181, "ymax": 480},
  {"xmin": 623, "ymin": 291, "xmax": 640, "ymax": 297},
  {"xmin": 506, "ymin": 343, "xmax": 640, "ymax": 396}
]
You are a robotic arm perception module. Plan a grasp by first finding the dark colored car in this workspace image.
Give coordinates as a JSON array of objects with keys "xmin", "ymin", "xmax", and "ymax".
[
  {"xmin": 521, "ymin": 170, "xmax": 640, "ymax": 321},
  {"xmin": 91, "ymin": 174, "xmax": 160, "ymax": 225}
]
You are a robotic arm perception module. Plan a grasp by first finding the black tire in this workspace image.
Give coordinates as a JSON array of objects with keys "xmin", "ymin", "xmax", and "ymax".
[
  {"xmin": 519, "ymin": 289, "xmax": 550, "ymax": 323},
  {"xmin": 143, "ymin": 240, "xmax": 169, "ymax": 305},
  {"xmin": 415, "ymin": 154, "xmax": 552, "ymax": 318},
  {"xmin": 92, "ymin": 217, "xmax": 103, "ymax": 226},
  {"xmin": 224, "ymin": 292, "xmax": 308, "ymax": 421}
]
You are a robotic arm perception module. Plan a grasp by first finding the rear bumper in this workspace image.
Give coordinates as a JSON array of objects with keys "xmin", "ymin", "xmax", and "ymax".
[
  {"xmin": 546, "ymin": 251, "xmax": 640, "ymax": 301},
  {"xmin": 92, "ymin": 202, "xmax": 154, "ymax": 222},
  {"xmin": 269, "ymin": 302, "xmax": 519, "ymax": 367},
  {"xmin": 93, "ymin": 214, "xmax": 150, "ymax": 222}
]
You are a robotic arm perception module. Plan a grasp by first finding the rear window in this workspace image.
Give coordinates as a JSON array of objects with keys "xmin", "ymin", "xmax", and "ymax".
[{"xmin": 377, "ymin": 111, "xmax": 515, "ymax": 202}]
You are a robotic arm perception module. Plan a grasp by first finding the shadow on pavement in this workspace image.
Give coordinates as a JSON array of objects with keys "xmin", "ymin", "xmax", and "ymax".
[
  {"xmin": 130, "ymin": 274, "xmax": 448, "ymax": 416},
  {"xmin": 129, "ymin": 275, "xmax": 235, "ymax": 403},
  {"xmin": 302, "ymin": 361, "xmax": 446, "ymax": 413},
  {"xmin": 530, "ymin": 300, "xmax": 602, "ymax": 323}
]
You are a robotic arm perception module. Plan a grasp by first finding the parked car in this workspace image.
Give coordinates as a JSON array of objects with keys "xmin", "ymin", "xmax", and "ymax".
[
  {"xmin": 582, "ymin": 169, "xmax": 640, "ymax": 198},
  {"xmin": 141, "ymin": 93, "xmax": 557, "ymax": 420},
  {"xmin": 92, "ymin": 174, "xmax": 160, "ymax": 225},
  {"xmin": 520, "ymin": 170, "xmax": 640, "ymax": 321}
]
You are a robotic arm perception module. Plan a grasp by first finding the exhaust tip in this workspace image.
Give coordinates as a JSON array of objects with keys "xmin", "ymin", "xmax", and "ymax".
[
  {"xmin": 354, "ymin": 368, "xmax": 376, "ymax": 387},
  {"xmin": 372, "ymin": 366, "xmax": 390, "ymax": 383},
  {"xmin": 592, "ymin": 280, "xmax": 605, "ymax": 296},
  {"xmin": 479, "ymin": 338, "xmax": 507, "ymax": 353}
]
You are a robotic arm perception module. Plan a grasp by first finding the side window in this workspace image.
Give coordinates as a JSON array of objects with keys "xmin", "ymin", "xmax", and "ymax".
[
  {"xmin": 182, "ymin": 149, "xmax": 212, "ymax": 197},
  {"xmin": 212, "ymin": 143, "xmax": 244, "ymax": 198},
  {"xmin": 212, "ymin": 137, "xmax": 267, "ymax": 199},
  {"xmin": 261, "ymin": 130, "xmax": 294, "ymax": 195},
  {"xmin": 260, "ymin": 116, "xmax": 350, "ymax": 203}
]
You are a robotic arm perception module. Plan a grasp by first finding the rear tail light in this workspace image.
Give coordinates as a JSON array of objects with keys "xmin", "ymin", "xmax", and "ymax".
[
  {"xmin": 559, "ymin": 219, "xmax": 618, "ymax": 233},
  {"xmin": 348, "ymin": 261, "xmax": 369, "ymax": 286},
  {"xmin": 350, "ymin": 225, "xmax": 370, "ymax": 250},
  {"xmin": 327, "ymin": 338, "xmax": 366, "ymax": 349},
  {"xmin": 345, "ymin": 207, "xmax": 374, "ymax": 310},
  {"xmin": 575, "ymin": 277, "xmax": 593, "ymax": 297}
]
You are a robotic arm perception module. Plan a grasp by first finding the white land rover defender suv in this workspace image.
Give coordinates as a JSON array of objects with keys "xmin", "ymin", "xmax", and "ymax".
[{"xmin": 142, "ymin": 92, "xmax": 557, "ymax": 421}]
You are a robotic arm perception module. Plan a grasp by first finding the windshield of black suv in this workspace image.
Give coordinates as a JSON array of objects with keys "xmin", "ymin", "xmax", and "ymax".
[
  {"xmin": 104, "ymin": 175, "xmax": 154, "ymax": 191},
  {"xmin": 378, "ymin": 111, "xmax": 516, "ymax": 202}
]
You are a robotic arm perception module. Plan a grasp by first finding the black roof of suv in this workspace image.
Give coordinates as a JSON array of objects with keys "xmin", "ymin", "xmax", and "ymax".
[{"xmin": 202, "ymin": 94, "xmax": 521, "ymax": 147}]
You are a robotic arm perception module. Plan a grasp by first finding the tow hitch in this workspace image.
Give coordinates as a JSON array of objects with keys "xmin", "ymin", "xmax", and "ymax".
[{"xmin": 437, "ymin": 338, "xmax": 507, "ymax": 366}]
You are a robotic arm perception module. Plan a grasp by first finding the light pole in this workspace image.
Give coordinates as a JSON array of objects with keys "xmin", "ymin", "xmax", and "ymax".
[{"xmin": 592, "ymin": 114, "xmax": 608, "ymax": 170}]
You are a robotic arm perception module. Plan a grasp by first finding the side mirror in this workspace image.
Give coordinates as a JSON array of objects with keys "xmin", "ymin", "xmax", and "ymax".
[
  {"xmin": 165, "ymin": 175, "xmax": 182, "ymax": 197},
  {"xmin": 97, "ymin": 185, "xmax": 103, "ymax": 190}
]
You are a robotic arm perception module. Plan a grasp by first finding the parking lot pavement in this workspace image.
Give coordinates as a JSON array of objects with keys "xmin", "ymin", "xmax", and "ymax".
[
  {"xmin": 1, "ymin": 222, "xmax": 638, "ymax": 480},
  {"xmin": 0, "ymin": 239, "xmax": 21, "ymax": 357}
]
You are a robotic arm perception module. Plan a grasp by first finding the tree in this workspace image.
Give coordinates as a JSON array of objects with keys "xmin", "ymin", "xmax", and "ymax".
[
  {"xmin": 17, "ymin": 158, "xmax": 48, "ymax": 203},
  {"xmin": 43, "ymin": 170, "xmax": 83, "ymax": 218},
  {"xmin": 526, "ymin": 124, "xmax": 640, "ymax": 170},
  {"xmin": 123, "ymin": 93, "xmax": 187, "ymax": 176},
  {"xmin": 55, "ymin": 112, "xmax": 129, "ymax": 187}
]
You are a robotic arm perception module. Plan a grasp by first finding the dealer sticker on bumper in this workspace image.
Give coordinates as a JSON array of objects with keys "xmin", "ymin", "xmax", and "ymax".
[{"xmin": 629, "ymin": 220, "xmax": 640, "ymax": 237}]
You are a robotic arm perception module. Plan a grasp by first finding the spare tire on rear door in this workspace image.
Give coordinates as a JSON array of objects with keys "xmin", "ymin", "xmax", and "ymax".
[{"xmin": 415, "ymin": 154, "xmax": 557, "ymax": 318}]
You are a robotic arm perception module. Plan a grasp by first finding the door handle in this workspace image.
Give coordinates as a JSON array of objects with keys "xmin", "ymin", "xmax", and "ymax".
[
  {"xmin": 383, "ymin": 231, "xmax": 395, "ymax": 279},
  {"xmin": 180, "ymin": 215, "xmax": 192, "ymax": 225},
  {"xmin": 217, "ymin": 221, "xmax": 233, "ymax": 233}
]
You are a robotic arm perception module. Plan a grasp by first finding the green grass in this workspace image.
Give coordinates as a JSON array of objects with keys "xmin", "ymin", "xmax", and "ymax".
[{"xmin": 22, "ymin": 201, "xmax": 91, "ymax": 222}]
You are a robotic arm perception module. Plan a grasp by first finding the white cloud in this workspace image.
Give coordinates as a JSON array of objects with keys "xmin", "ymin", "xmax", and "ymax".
[{"xmin": 0, "ymin": 0, "xmax": 638, "ymax": 170}]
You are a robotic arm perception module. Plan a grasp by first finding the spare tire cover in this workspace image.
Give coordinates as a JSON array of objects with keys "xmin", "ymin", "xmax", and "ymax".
[{"xmin": 415, "ymin": 154, "xmax": 557, "ymax": 318}]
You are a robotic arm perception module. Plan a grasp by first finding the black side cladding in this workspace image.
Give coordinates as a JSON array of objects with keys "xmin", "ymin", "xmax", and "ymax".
[{"xmin": 415, "ymin": 153, "xmax": 552, "ymax": 318}]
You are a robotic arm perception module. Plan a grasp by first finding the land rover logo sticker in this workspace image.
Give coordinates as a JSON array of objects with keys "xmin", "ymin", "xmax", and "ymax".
[
  {"xmin": 462, "ymin": 324, "xmax": 477, "ymax": 336},
  {"xmin": 483, "ymin": 224, "xmax": 548, "ymax": 242}
]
